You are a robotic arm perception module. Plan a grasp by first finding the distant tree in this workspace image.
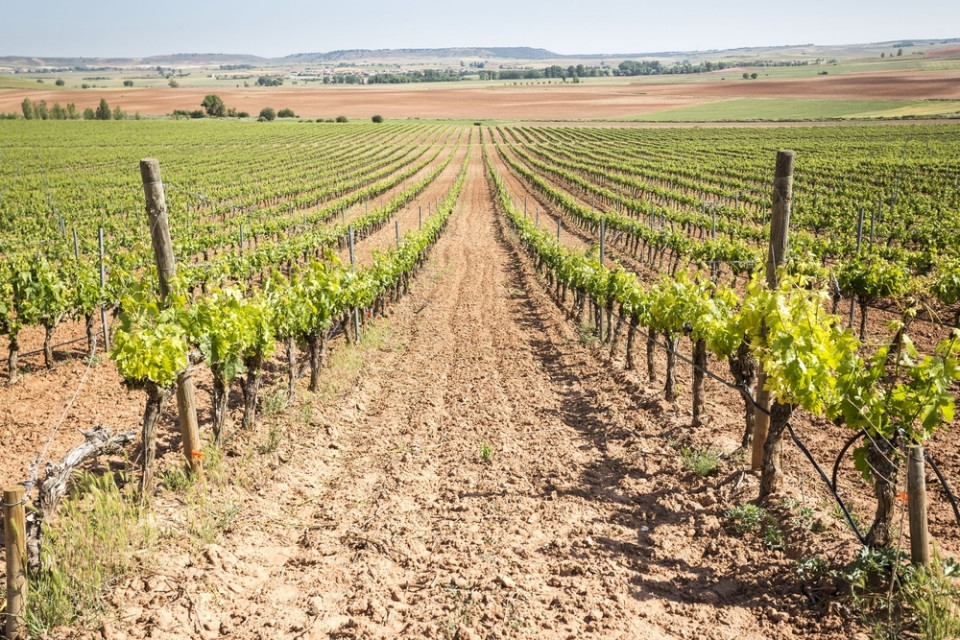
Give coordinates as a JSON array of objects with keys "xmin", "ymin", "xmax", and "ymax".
[
  {"xmin": 256, "ymin": 75, "xmax": 284, "ymax": 87},
  {"xmin": 897, "ymin": 48, "xmax": 903, "ymax": 56},
  {"xmin": 371, "ymin": 114, "xmax": 383, "ymax": 123},
  {"xmin": 742, "ymin": 72, "xmax": 750, "ymax": 79},
  {"xmin": 881, "ymin": 52, "xmax": 886, "ymax": 58},
  {"xmin": 258, "ymin": 107, "xmax": 276, "ymax": 122},
  {"xmin": 335, "ymin": 115, "xmax": 348, "ymax": 123},
  {"xmin": 50, "ymin": 102, "xmax": 67, "ymax": 119},
  {"xmin": 168, "ymin": 78, "xmax": 179, "ymax": 88},
  {"xmin": 21, "ymin": 97, "xmax": 34, "ymax": 119},
  {"xmin": 123, "ymin": 79, "xmax": 134, "ymax": 87},
  {"xmin": 112, "ymin": 104, "xmax": 125, "ymax": 120},
  {"xmin": 750, "ymin": 72, "xmax": 758, "ymax": 79},
  {"xmin": 83, "ymin": 107, "xmax": 96, "ymax": 120},
  {"xmin": 201, "ymin": 94, "xmax": 225, "ymax": 117},
  {"xmin": 95, "ymin": 98, "xmax": 111, "ymax": 120},
  {"xmin": 277, "ymin": 107, "xmax": 297, "ymax": 118},
  {"xmin": 81, "ymin": 83, "xmax": 90, "ymax": 89},
  {"xmin": 34, "ymin": 100, "xmax": 48, "ymax": 120},
  {"xmin": 55, "ymin": 78, "xmax": 65, "ymax": 87},
  {"xmin": 66, "ymin": 103, "xmax": 78, "ymax": 119}
]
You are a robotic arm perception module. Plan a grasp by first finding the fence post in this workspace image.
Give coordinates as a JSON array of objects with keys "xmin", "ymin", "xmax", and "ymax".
[
  {"xmin": 98, "ymin": 227, "xmax": 111, "ymax": 351},
  {"xmin": 140, "ymin": 159, "xmax": 203, "ymax": 476},
  {"xmin": 4, "ymin": 485, "xmax": 27, "ymax": 640},
  {"xmin": 908, "ymin": 446, "xmax": 930, "ymax": 567},
  {"xmin": 752, "ymin": 150, "xmax": 794, "ymax": 471},
  {"xmin": 349, "ymin": 226, "xmax": 361, "ymax": 343},
  {"xmin": 395, "ymin": 219, "xmax": 400, "ymax": 248},
  {"xmin": 557, "ymin": 218, "xmax": 562, "ymax": 241}
]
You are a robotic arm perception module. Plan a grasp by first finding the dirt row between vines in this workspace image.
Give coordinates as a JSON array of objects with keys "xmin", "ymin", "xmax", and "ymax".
[{"xmin": 59, "ymin": 142, "xmax": 872, "ymax": 640}]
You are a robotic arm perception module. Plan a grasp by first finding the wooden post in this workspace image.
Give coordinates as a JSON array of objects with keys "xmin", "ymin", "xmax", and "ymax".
[
  {"xmin": 752, "ymin": 150, "xmax": 794, "ymax": 471},
  {"xmin": 4, "ymin": 485, "xmax": 27, "ymax": 640},
  {"xmin": 140, "ymin": 159, "xmax": 203, "ymax": 476},
  {"xmin": 98, "ymin": 227, "xmax": 111, "ymax": 351},
  {"xmin": 557, "ymin": 218, "xmax": 562, "ymax": 241},
  {"xmin": 72, "ymin": 228, "xmax": 80, "ymax": 260},
  {"xmin": 418, "ymin": 206, "xmax": 422, "ymax": 230},
  {"xmin": 907, "ymin": 445, "xmax": 930, "ymax": 567},
  {"xmin": 850, "ymin": 206, "xmax": 865, "ymax": 328},
  {"xmin": 349, "ymin": 226, "xmax": 361, "ymax": 343},
  {"xmin": 395, "ymin": 219, "xmax": 400, "ymax": 248}
]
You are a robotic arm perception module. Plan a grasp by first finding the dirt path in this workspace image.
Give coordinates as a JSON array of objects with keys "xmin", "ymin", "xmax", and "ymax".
[{"xmin": 90, "ymin": 139, "xmax": 866, "ymax": 640}]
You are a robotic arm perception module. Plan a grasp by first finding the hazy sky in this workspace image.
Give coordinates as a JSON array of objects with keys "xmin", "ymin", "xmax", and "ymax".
[{"xmin": 2, "ymin": 0, "xmax": 957, "ymax": 58}]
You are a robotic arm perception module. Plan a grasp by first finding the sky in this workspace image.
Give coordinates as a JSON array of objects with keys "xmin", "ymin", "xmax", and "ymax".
[{"xmin": 1, "ymin": 0, "xmax": 957, "ymax": 58}]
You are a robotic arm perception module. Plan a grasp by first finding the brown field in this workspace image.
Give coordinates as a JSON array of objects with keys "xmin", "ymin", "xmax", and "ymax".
[{"xmin": 3, "ymin": 68, "xmax": 960, "ymax": 120}]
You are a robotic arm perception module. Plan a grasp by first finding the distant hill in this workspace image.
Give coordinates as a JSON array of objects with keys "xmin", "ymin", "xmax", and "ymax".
[
  {"xmin": 2, "ymin": 40, "xmax": 958, "ymax": 70},
  {"xmin": 280, "ymin": 47, "xmax": 560, "ymax": 64}
]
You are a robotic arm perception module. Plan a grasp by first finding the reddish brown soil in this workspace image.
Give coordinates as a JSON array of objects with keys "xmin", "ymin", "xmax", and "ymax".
[{"xmin": 3, "ymin": 68, "xmax": 958, "ymax": 120}]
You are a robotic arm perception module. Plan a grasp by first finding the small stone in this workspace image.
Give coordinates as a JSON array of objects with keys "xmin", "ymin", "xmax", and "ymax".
[
  {"xmin": 587, "ymin": 609, "xmax": 604, "ymax": 622},
  {"xmin": 498, "ymin": 574, "xmax": 516, "ymax": 589}
]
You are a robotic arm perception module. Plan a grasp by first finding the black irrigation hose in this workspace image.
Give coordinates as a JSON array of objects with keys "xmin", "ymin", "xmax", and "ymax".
[
  {"xmin": 786, "ymin": 422, "xmax": 868, "ymax": 545},
  {"xmin": 925, "ymin": 450, "xmax": 960, "ymax": 527},
  {"xmin": 833, "ymin": 429, "xmax": 866, "ymax": 495}
]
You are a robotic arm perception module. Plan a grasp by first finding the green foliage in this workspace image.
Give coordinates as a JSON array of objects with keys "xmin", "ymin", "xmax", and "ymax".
[
  {"xmin": 110, "ymin": 282, "xmax": 190, "ymax": 389},
  {"xmin": 258, "ymin": 107, "xmax": 276, "ymax": 122},
  {"xmin": 336, "ymin": 115, "xmax": 348, "ymax": 123},
  {"xmin": 372, "ymin": 114, "xmax": 384, "ymax": 123},
  {"xmin": 741, "ymin": 273, "xmax": 860, "ymax": 413},
  {"xmin": 479, "ymin": 441, "xmax": 493, "ymax": 462},
  {"xmin": 725, "ymin": 503, "xmax": 768, "ymax": 534},
  {"xmin": 680, "ymin": 446, "xmax": 719, "ymax": 476},
  {"xmin": 95, "ymin": 97, "xmax": 111, "ymax": 120},
  {"xmin": 277, "ymin": 107, "xmax": 296, "ymax": 118},
  {"xmin": 201, "ymin": 94, "xmax": 225, "ymax": 117}
]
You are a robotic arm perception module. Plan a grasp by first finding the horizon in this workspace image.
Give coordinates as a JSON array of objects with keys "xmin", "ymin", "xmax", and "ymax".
[{"xmin": 2, "ymin": 0, "xmax": 958, "ymax": 60}]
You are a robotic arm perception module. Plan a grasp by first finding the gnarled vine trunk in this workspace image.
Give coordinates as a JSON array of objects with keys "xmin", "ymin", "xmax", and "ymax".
[
  {"xmin": 728, "ymin": 340, "xmax": 758, "ymax": 448},
  {"xmin": 759, "ymin": 400, "xmax": 796, "ymax": 499},
  {"xmin": 663, "ymin": 334, "xmax": 679, "ymax": 401},
  {"xmin": 691, "ymin": 338, "xmax": 707, "ymax": 426},
  {"xmin": 140, "ymin": 383, "xmax": 173, "ymax": 497},
  {"xmin": 864, "ymin": 435, "xmax": 900, "ymax": 547}
]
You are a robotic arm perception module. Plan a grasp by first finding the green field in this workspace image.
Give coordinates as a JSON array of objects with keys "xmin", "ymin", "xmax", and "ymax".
[{"xmin": 631, "ymin": 98, "xmax": 960, "ymax": 122}]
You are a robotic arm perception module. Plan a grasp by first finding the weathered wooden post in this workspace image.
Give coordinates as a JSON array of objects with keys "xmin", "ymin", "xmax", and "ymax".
[
  {"xmin": 98, "ymin": 227, "xmax": 111, "ymax": 351},
  {"xmin": 907, "ymin": 446, "xmax": 930, "ymax": 567},
  {"xmin": 4, "ymin": 485, "xmax": 27, "ymax": 640},
  {"xmin": 752, "ymin": 150, "xmax": 794, "ymax": 471},
  {"xmin": 140, "ymin": 159, "xmax": 203, "ymax": 477},
  {"xmin": 348, "ymin": 226, "xmax": 361, "ymax": 343}
]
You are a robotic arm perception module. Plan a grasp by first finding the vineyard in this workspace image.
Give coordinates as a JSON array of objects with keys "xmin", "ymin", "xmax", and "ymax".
[{"xmin": 1, "ymin": 119, "xmax": 960, "ymax": 638}]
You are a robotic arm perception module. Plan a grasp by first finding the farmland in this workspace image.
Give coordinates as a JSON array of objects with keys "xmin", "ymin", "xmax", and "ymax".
[{"xmin": 2, "ymin": 116, "xmax": 960, "ymax": 639}]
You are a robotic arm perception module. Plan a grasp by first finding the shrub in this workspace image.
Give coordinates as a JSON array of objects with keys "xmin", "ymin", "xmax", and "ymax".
[
  {"xmin": 277, "ymin": 107, "xmax": 296, "ymax": 118},
  {"xmin": 258, "ymin": 107, "xmax": 276, "ymax": 122},
  {"xmin": 55, "ymin": 78, "xmax": 65, "ymax": 87},
  {"xmin": 335, "ymin": 115, "xmax": 348, "ymax": 123},
  {"xmin": 371, "ymin": 114, "xmax": 383, "ymax": 123},
  {"xmin": 123, "ymin": 80, "xmax": 133, "ymax": 87}
]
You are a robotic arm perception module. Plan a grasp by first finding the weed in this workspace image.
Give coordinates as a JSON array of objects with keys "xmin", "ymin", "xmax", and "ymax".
[
  {"xmin": 725, "ymin": 504, "xmax": 767, "ymax": 534},
  {"xmin": 257, "ymin": 422, "xmax": 284, "ymax": 455},
  {"xmin": 159, "ymin": 465, "xmax": 197, "ymax": 492},
  {"xmin": 577, "ymin": 322, "xmax": 597, "ymax": 346},
  {"xmin": 842, "ymin": 547, "xmax": 960, "ymax": 640},
  {"xmin": 260, "ymin": 385, "xmax": 289, "ymax": 419},
  {"xmin": 761, "ymin": 524, "xmax": 786, "ymax": 551},
  {"xmin": 479, "ymin": 442, "xmax": 493, "ymax": 463},
  {"xmin": 681, "ymin": 446, "xmax": 719, "ymax": 477},
  {"xmin": 26, "ymin": 471, "xmax": 155, "ymax": 635},
  {"xmin": 793, "ymin": 556, "xmax": 831, "ymax": 580}
]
